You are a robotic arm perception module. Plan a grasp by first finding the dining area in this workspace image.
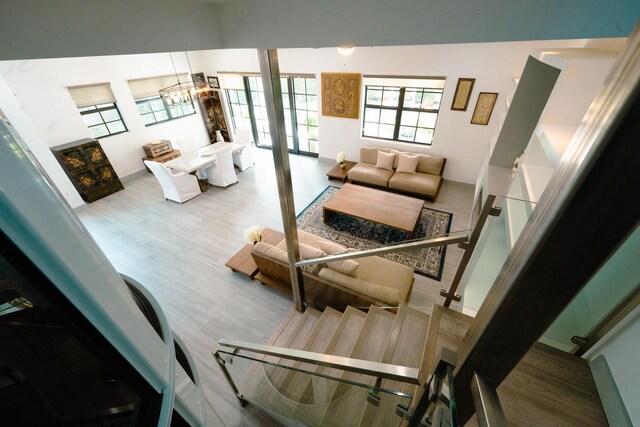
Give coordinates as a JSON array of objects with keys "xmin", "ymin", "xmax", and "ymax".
[{"xmin": 143, "ymin": 129, "xmax": 254, "ymax": 203}]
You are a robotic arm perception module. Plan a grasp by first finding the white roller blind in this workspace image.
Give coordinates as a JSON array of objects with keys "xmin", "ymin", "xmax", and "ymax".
[
  {"xmin": 218, "ymin": 73, "xmax": 246, "ymax": 90},
  {"xmin": 128, "ymin": 74, "xmax": 189, "ymax": 99},
  {"xmin": 67, "ymin": 83, "xmax": 116, "ymax": 108},
  {"xmin": 363, "ymin": 76, "xmax": 446, "ymax": 90}
]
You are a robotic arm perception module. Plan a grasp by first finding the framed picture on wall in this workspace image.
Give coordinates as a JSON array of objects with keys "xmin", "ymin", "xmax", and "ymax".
[
  {"xmin": 471, "ymin": 92, "xmax": 498, "ymax": 125},
  {"xmin": 451, "ymin": 78, "xmax": 475, "ymax": 111},
  {"xmin": 191, "ymin": 72, "xmax": 206, "ymax": 86},
  {"xmin": 207, "ymin": 76, "xmax": 220, "ymax": 89}
]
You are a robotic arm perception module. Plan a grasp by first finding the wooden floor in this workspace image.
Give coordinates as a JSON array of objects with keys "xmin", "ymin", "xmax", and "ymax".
[{"xmin": 77, "ymin": 147, "xmax": 473, "ymax": 426}]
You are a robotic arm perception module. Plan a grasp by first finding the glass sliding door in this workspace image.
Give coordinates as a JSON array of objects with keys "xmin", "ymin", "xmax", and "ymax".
[{"xmin": 224, "ymin": 74, "xmax": 320, "ymax": 156}]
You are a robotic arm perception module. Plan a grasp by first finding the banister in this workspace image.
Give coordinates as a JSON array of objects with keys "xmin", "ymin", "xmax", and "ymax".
[
  {"xmin": 218, "ymin": 339, "xmax": 421, "ymax": 385},
  {"xmin": 294, "ymin": 232, "xmax": 469, "ymax": 267}
]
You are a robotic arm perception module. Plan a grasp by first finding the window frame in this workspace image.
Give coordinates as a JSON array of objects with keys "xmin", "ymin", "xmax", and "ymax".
[
  {"xmin": 362, "ymin": 83, "xmax": 443, "ymax": 146},
  {"xmin": 134, "ymin": 95, "xmax": 196, "ymax": 127},
  {"xmin": 225, "ymin": 75, "xmax": 319, "ymax": 157},
  {"xmin": 79, "ymin": 102, "xmax": 128, "ymax": 139}
]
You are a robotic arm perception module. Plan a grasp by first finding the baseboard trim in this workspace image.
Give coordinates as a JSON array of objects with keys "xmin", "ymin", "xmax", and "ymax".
[
  {"xmin": 442, "ymin": 178, "xmax": 474, "ymax": 189},
  {"xmin": 121, "ymin": 168, "xmax": 148, "ymax": 183}
]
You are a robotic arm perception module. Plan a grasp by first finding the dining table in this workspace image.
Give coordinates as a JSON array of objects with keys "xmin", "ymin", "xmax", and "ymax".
[{"xmin": 164, "ymin": 142, "xmax": 243, "ymax": 174}]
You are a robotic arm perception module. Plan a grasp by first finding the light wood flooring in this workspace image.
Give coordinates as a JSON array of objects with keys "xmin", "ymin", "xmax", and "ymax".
[{"xmin": 77, "ymin": 147, "xmax": 473, "ymax": 426}]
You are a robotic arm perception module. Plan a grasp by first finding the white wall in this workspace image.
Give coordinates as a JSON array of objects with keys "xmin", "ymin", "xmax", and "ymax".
[
  {"xmin": 0, "ymin": 53, "xmax": 211, "ymax": 180},
  {"xmin": 587, "ymin": 306, "xmax": 640, "ymax": 424},
  {"xmin": 198, "ymin": 40, "xmax": 593, "ymax": 184},
  {"xmin": 0, "ymin": 76, "xmax": 85, "ymax": 208}
]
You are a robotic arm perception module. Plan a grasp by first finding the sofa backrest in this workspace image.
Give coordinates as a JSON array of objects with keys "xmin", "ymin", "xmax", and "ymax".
[
  {"xmin": 360, "ymin": 147, "xmax": 399, "ymax": 164},
  {"xmin": 360, "ymin": 147, "xmax": 446, "ymax": 176}
]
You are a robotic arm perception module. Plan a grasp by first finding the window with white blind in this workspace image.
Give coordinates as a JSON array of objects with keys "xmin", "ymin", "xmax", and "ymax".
[
  {"xmin": 362, "ymin": 76, "xmax": 445, "ymax": 145},
  {"xmin": 128, "ymin": 75, "xmax": 196, "ymax": 126},
  {"xmin": 68, "ymin": 83, "xmax": 127, "ymax": 139}
]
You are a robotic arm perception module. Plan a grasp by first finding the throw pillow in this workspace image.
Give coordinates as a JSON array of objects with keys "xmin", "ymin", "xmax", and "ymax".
[
  {"xmin": 299, "ymin": 243, "xmax": 326, "ymax": 260},
  {"xmin": 397, "ymin": 153, "xmax": 419, "ymax": 174},
  {"xmin": 317, "ymin": 240, "xmax": 360, "ymax": 278},
  {"xmin": 318, "ymin": 240, "xmax": 347, "ymax": 254},
  {"xmin": 375, "ymin": 151, "xmax": 395, "ymax": 171}
]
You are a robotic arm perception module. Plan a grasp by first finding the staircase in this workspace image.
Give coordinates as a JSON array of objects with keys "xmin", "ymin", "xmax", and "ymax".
[
  {"xmin": 216, "ymin": 304, "xmax": 440, "ymax": 426},
  {"xmin": 215, "ymin": 302, "xmax": 606, "ymax": 426}
]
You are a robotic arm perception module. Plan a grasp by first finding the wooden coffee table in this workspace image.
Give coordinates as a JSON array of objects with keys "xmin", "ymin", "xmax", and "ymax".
[{"xmin": 322, "ymin": 184, "xmax": 424, "ymax": 236}]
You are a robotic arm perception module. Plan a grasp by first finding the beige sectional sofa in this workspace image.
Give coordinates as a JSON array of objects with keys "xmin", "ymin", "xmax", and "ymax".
[
  {"xmin": 251, "ymin": 229, "xmax": 414, "ymax": 308},
  {"xmin": 348, "ymin": 147, "xmax": 446, "ymax": 201}
]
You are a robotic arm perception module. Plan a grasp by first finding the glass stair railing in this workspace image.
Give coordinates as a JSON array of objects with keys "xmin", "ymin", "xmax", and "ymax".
[
  {"xmin": 214, "ymin": 340, "xmax": 418, "ymax": 427},
  {"xmin": 456, "ymin": 196, "xmax": 536, "ymax": 315}
]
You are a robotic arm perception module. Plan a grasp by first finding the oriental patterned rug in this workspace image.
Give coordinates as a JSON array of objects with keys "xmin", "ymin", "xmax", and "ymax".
[{"xmin": 296, "ymin": 186, "xmax": 453, "ymax": 281}]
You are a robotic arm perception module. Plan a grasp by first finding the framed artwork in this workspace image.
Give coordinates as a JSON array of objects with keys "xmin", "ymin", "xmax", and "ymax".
[
  {"xmin": 471, "ymin": 92, "xmax": 498, "ymax": 125},
  {"xmin": 191, "ymin": 72, "xmax": 206, "ymax": 87},
  {"xmin": 207, "ymin": 76, "xmax": 220, "ymax": 89},
  {"xmin": 451, "ymin": 78, "xmax": 475, "ymax": 111},
  {"xmin": 321, "ymin": 72, "xmax": 361, "ymax": 119}
]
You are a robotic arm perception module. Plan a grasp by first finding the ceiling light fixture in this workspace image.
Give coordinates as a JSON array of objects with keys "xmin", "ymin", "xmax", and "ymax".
[
  {"xmin": 159, "ymin": 52, "xmax": 210, "ymax": 105},
  {"xmin": 337, "ymin": 45, "xmax": 356, "ymax": 56}
]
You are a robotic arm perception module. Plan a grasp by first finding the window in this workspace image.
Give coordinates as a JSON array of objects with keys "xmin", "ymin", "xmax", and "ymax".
[
  {"xmin": 135, "ymin": 96, "xmax": 195, "ymax": 126},
  {"xmin": 78, "ymin": 103, "xmax": 127, "ymax": 139},
  {"xmin": 223, "ymin": 73, "xmax": 319, "ymax": 156},
  {"xmin": 128, "ymin": 75, "xmax": 195, "ymax": 126},
  {"xmin": 68, "ymin": 83, "xmax": 128, "ymax": 139},
  {"xmin": 362, "ymin": 77, "xmax": 445, "ymax": 145}
]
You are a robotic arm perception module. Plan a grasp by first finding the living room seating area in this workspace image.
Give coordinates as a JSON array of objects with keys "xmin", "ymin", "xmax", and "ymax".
[{"xmin": 348, "ymin": 147, "xmax": 447, "ymax": 201}]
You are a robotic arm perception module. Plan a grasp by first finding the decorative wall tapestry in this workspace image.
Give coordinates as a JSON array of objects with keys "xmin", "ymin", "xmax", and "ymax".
[
  {"xmin": 451, "ymin": 78, "xmax": 475, "ymax": 111},
  {"xmin": 471, "ymin": 92, "xmax": 498, "ymax": 125},
  {"xmin": 321, "ymin": 72, "xmax": 361, "ymax": 119}
]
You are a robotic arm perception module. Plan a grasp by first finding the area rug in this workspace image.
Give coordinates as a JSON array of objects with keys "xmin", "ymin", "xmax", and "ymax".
[{"xmin": 296, "ymin": 186, "xmax": 453, "ymax": 281}]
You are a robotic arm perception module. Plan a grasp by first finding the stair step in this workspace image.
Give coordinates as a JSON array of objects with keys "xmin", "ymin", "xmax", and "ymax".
[
  {"xmin": 402, "ymin": 304, "xmax": 473, "ymax": 426},
  {"xmin": 247, "ymin": 308, "xmax": 322, "ymax": 404},
  {"xmin": 292, "ymin": 306, "xmax": 367, "ymax": 425},
  {"xmin": 321, "ymin": 306, "xmax": 396, "ymax": 426},
  {"xmin": 362, "ymin": 305, "xmax": 431, "ymax": 427},
  {"xmin": 266, "ymin": 307, "xmax": 343, "ymax": 411}
]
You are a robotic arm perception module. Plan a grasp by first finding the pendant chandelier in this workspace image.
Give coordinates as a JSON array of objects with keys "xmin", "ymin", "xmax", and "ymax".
[{"xmin": 159, "ymin": 52, "xmax": 211, "ymax": 105}]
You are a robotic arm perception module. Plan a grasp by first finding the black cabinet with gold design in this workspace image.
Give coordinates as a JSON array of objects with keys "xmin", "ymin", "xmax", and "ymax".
[
  {"xmin": 198, "ymin": 89, "xmax": 229, "ymax": 143},
  {"xmin": 51, "ymin": 138, "xmax": 124, "ymax": 203}
]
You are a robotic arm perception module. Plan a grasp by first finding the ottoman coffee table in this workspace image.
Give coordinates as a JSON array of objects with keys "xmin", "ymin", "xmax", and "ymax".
[{"xmin": 322, "ymin": 184, "xmax": 424, "ymax": 237}]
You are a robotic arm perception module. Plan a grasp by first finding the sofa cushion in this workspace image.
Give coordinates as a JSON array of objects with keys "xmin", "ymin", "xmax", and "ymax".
[
  {"xmin": 318, "ymin": 268, "xmax": 402, "ymax": 305},
  {"xmin": 397, "ymin": 153, "xmax": 419, "ymax": 174},
  {"xmin": 348, "ymin": 163, "xmax": 394, "ymax": 187},
  {"xmin": 318, "ymin": 240, "xmax": 359, "ymax": 278},
  {"xmin": 389, "ymin": 172, "xmax": 442, "ymax": 197},
  {"xmin": 415, "ymin": 154, "xmax": 445, "ymax": 176},
  {"xmin": 253, "ymin": 242, "xmax": 321, "ymax": 274},
  {"xmin": 360, "ymin": 147, "xmax": 398, "ymax": 164},
  {"xmin": 375, "ymin": 151, "xmax": 395, "ymax": 171}
]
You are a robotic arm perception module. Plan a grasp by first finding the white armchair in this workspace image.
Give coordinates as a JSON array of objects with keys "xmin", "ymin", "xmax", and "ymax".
[
  {"xmin": 232, "ymin": 128, "xmax": 254, "ymax": 171},
  {"xmin": 205, "ymin": 144, "xmax": 238, "ymax": 188},
  {"xmin": 175, "ymin": 137, "xmax": 199, "ymax": 155},
  {"xmin": 144, "ymin": 160, "xmax": 201, "ymax": 203}
]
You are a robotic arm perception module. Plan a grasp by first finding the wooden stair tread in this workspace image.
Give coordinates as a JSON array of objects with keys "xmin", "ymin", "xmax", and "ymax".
[
  {"xmin": 362, "ymin": 306, "xmax": 431, "ymax": 427},
  {"xmin": 266, "ymin": 307, "xmax": 343, "ymax": 413},
  {"xmin": 293, "ymin": 306, "xmax": 367, "ymax": 425},
  {"xmin": 321, "ymin": 306, "xmax": 396, "ymax": 426}
]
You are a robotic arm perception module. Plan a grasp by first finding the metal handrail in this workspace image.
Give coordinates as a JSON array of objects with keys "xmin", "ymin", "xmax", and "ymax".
[
  {"xmin": 294, "ymin": 232, "xmax": 469, "ymax": 267},
  {"xmin": 218, "ymin": 339, "xmax": 421, "ymax": 385},
  {"xmin": 471, "ymin": 373, "xmax": 507, "ymax": 427}
]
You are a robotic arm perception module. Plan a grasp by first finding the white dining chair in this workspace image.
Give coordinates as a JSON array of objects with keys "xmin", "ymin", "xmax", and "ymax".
[
  {"xmin": 176, "ymin": 137, "xmax": 199, "ymax": 156},
  {"xmin": 232, "ymin": 128, "xmax": 254, "ymax": 172},
  {"xmin": 205, "ymin": 144, "xmax": 238, "ymax": 188},
  {"xmin": 144, "ymin": 160, "xmax": 201, "ymax": 203}
]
